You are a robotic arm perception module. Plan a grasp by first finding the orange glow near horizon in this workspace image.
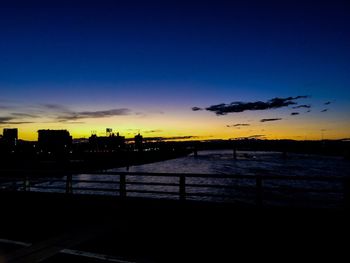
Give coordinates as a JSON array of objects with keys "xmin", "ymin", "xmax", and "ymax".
[{"xmin": 4, "ymin": 110, "xmax": 350, "ymax": 142}]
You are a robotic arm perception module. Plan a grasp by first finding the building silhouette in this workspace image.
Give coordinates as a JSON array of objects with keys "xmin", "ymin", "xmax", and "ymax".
[
  {"xmin": 134, "ymin": 133, "xmax": 143, "ymax": 152},
  {"xmin": 3, "ymin": 128, "xmax": 18, "ymax": 147},
  {"xmin": 89, "ymin": 132, "xmax": 125, "ymax": 151},
  {"xmin": 38, "ymin": 129, "xmax": 72, "ymax": 153}
]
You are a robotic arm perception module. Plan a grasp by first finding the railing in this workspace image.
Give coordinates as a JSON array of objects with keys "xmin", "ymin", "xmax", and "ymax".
[{"xmin": 0, "ymin": 172, "xmax": 349, "ymax": 208}]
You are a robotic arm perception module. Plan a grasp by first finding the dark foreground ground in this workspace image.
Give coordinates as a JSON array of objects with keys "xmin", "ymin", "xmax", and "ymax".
[{"xmin": 0, "ymin": 192, "xmax": 349, "ymax": 262}]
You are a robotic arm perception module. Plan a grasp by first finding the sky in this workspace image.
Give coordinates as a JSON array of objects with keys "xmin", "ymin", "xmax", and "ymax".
[{"xmin": 0, "ymin": 0, "xmax": 349, "ymax": 141}]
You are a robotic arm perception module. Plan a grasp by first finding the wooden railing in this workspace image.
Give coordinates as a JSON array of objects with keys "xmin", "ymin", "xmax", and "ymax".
[{"xmin": 0, "ymin": 172, "xmax": 349, "ymax": 208}]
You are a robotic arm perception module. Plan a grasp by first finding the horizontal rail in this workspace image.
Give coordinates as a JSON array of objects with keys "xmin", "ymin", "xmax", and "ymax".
[
  {"xmin": 126, "ymin": 189, "xmax": 181, "ymax": 196},
  {"xmin": 126, "ymin": 182, "xmax": 179, "ymax": 187},
  {"xmin": 86, "ymin": 171, "xmax": 345, "ymax": 182},
  {"xmin": 30, "ymin": 186, "xmax": 66, "ymax": 190}
]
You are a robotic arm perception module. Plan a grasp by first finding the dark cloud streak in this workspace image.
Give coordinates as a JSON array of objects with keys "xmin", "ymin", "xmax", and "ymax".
[
  {"xmin": 203, "ymin": 96, "xmax": 309, "ymax": 115},
  {"xmin": 57, "ymin": 108, "xmax": 131, "ymax": 122},
  {"xmin": 226, "ymin": 123, "xmax": 250, "ymax": 127},
  {"xmin": 292, "ymin": 104, "xmax": 311, "ymax": 109},
  {"xmin": 0, "ymin": 116, "xmax": 34, "ymax": 125},
  {"xmin": 260, "ymin": 118, "xmax": 282, "ymax": 122},
  {"xmin": 11, "ymin": 113, "xmax": 39, "ymax": 118},
  {"xmin": 191, "ymin": 107, "xmax": 203, "ymax": 111}
]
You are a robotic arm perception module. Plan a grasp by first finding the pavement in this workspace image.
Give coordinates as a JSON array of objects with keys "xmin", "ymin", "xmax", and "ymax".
[{"xmin": 0, "ymin": 191, "xmax": 349, "ymax": 262}]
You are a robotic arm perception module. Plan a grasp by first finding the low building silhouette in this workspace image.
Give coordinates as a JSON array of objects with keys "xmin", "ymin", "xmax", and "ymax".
[
  {"xmin": 89, "ymin": 132, "xmax": 125, "ymax": 151},
  {"xmin": 38, "ymin": 129, "xmax": 72, "ymax": 154}
]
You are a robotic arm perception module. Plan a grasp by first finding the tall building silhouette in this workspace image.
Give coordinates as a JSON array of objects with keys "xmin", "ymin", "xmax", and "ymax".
[
  {"xmin": 134, "ymin": 133, "xmax": 143, "ymax": 152},
  {"xmin": 3, "ymin": 128, "xmax": 18, "ymax": 147}
]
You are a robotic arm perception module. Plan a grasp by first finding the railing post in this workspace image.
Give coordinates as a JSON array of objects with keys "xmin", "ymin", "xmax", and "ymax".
[
  {"xmin": 11, "ymin": 180, "xmax": 17, "ymax": 192},
  {"xmin": 66, "ymin": 174, "xmax": 73, "ymax": 194},
  {"xmin": 256, "ymin": 175, "xmax": 263, "ymax": 208},
  {"xmin": 344, "ymin": 178, "xmax": 350, "ymax": 209},
  {"xmin": 179, "ymin": 175, "xmax": 186, "ymax": 201},
  {"xmin": 120, "ymin": 174, "xmax": 126, "ymax": 198},
  {"xmin": 23, "ymin": 176, "xmax": 30, "ymax": 192}
]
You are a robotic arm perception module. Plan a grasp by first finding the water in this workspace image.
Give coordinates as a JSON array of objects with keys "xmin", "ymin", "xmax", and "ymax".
[
  {"xmin": 21, "ymin": 150, "xmax": 350, "ymax": 207},
  {"xmin": 113, "ymin": 150, "xmax": 350, "ymax": 177}
]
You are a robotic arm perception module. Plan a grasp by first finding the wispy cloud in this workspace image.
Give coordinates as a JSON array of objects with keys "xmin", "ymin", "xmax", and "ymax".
[
  {"xmin": 260, "ymin": 118, "xmax": 282, "ymax": 122},
  {"xmin": 57, "ymin": 108, "xmax": 131, "ymax": 122},
  {"xmin": 0, "ymin": 117, "xmax": 14, "ymax": 123},
  {"xmin": 226, "ymin": 123, "xmax": 250, "ymax": 128},
  {"xmin": 41, "ymin": 104, "xmax": 70, "ymax": 111},
  {"xmin": 11, "ymin": 113, "xmax": 39, "ymax": 118},
  {"xmin": 0, "ymin": 116, "xmax": 34, "ymax": 125},
  {"xmin": 234, "ymin": 134, "xmax": 266, "ymax": 139},
  {"xmin": 145, "ymin": 136, "xmax": 198, "ymax": 141},
  {"xmin": 321, "ymin": 109, "xmax": 329, "ymax": 112},
  {"xmin": 0, "ymin": 105, "xmax": 13, "ymax": 110},
  {"xmin": 144, "ymin": 129, "xmax": 162, "ymax": 133},
  {"xmin": 2, "ymin": 102, "xmax": 135, "ymax": 125},
  {"xmin": 292, "ymin": 104, "xmax": 311, "ymax": 109},
  {"xmin": 324, "ymin": 101, "xmax": 331, "ymax": 105},
  {"xmin": 290, "ymin": 112, "xmax": 300, "ymax": 116},
  {"xmin": 200, "ymin": 96, "xmax": 309, "ymax": 115}
]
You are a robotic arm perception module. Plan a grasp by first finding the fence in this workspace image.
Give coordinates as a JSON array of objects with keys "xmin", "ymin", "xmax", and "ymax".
[{"xmin": 0, "ymin": 172, "xmax": 349, "ymax": 208}]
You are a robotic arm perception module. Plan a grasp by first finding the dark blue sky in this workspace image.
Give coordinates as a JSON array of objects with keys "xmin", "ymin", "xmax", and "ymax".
[{"xmin": 0, "ymin": 0, "xmax": 349, "ymax": 139}]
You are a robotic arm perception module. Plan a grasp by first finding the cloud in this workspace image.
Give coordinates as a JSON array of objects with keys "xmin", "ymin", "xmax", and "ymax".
[
  {"xmin": 11, "ymin": 113, "xmax": 39, "ymax": 118},
  {"xmin": 144, "ymin": 136, "xmax": 198, "ymax": 141},
  {"xmin": 57, "ymin": 108, "xmax": 131, "ymax": 122},
  {"xmin": 321, "ymin": 109, "xmax": 329, "ymax": 112},
  {"xmin": 292, "ymin": 104, "xmax": 311, "ymax": 109},
  {"xmin": 192, "ymin": 107, "xmax": 203, "ymax": 111},
  {"xmin": 234, "ymin": 134, "xmax": 266, "ymax": 140},
  {"xmin": 203, "ymin": 96, "xmax": 309, "ymax": 115},
  {"xmin": 144, "ymin": 129, "xmax": 162, "ymax": 133},
  {"xmin": 247, "ymin": 135, "xmax": 265, "ymax": 138},
  {"xmin": 260, "ymin": 118, "xmax": 282, "ymax": 122},
  {"xmin": 324, "ymin": 101, "xmax": 331, "ymax": 105},
  {"xmin": 36, "ymin": 104, "xmax": 136, "ymax": 122},
  {"xmin": 41, "ymin": 104, "xmax": 70, "ymax": 111},
  {"xmin": 60, "ymin": 121, "xmax": 85, "ymax": 124},
  {"xmin": 0, "ymin": 121, "xmax": 34, "ymax": 125},
  {"xmin": 291, "ymin": 112, "xmax": 300, "ymax": 116},
  {"xmin": 226, "ymin": 123, "xmax": 250, "ymax": 128},
  {"xmin": 0, "ymin": 117, "xmax": 34, "ymax": 125},
  {"xmin": 0, "ymin": 117, "xmax": 13, "ymax": 123},
  {"xmin": 0, "ymin": 105, "xmax": 13, "ymax": 110}
]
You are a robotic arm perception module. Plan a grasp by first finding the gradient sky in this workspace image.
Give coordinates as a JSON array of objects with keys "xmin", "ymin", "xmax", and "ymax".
[{"xmin": 0, "ymin": 0, "xmax": 349, "ymax": 141}]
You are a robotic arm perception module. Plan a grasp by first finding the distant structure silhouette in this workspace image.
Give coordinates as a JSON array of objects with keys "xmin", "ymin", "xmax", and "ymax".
[
  {"xmin": 2, "ymin": 128, "xmax": 18, "ymax": 147},
  {"xmin": 134, "ymin": 133, "xmax": 143, "ymax": 152},
  {"xmin": 38, "ymin": 129, "xmax": 72, "ymax": 154},
  {"xmin": 89, "ymin": 132, "xmax": 125, "ymax": 152}
]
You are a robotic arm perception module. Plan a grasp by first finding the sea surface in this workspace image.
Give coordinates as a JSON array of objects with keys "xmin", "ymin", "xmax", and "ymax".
[{"xmin": 16, "ymin": 150, "xmax": 350, "ymax": 207}]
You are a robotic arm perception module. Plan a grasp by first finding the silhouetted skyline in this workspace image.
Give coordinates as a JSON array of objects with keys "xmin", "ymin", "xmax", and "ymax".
[{"xmin": 0, "ymin": 0, "xmax": 349, "ymax": 140}]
